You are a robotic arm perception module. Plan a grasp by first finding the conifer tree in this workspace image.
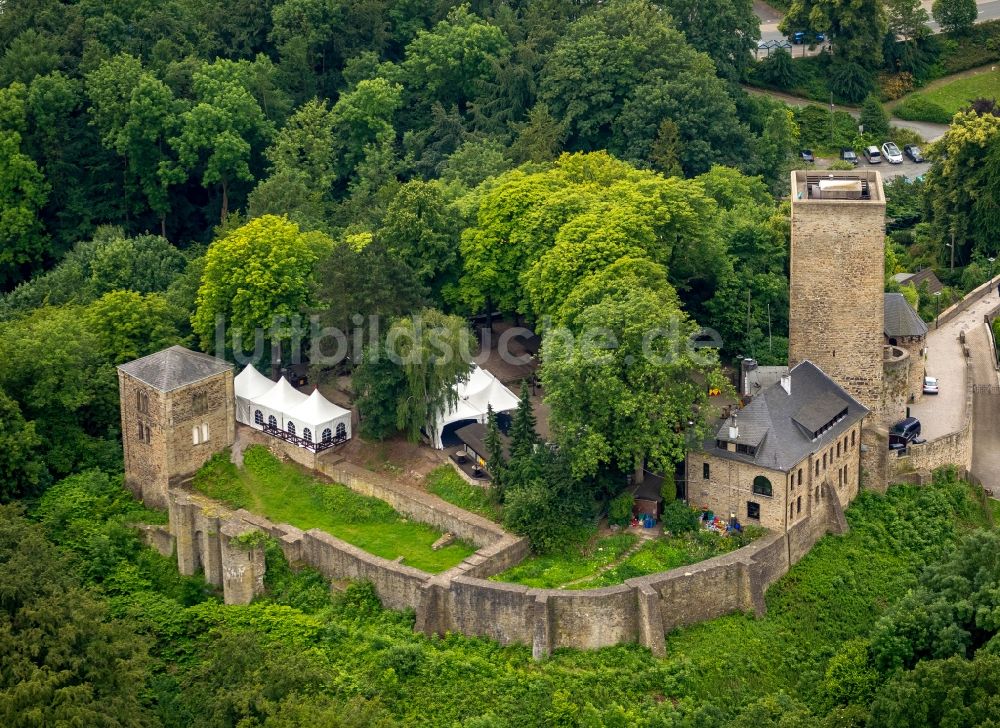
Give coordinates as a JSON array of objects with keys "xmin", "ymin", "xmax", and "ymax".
[
  {"xmin": 483, "ymin": 405, "xmax": 507, "ymax": 499},
  {"xmin": 510, "ymin": 381, "xmax": 538, "ymax": 459}
]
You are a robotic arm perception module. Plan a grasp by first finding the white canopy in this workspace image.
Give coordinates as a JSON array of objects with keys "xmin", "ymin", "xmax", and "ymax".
[
  {"xmin": 286, "ymin": 389, "xmax": 352, "ymax": 443},
  {"xmin": 234, "ymin": 364, "xmax": 276, "ymax": 426},
  {"xmin": 249, "ymin": 376, "xmax": 307, "ymax": 430},
  {"xmin": 429, "ymin": 365, "xmax": 520, "ymax": 448}
]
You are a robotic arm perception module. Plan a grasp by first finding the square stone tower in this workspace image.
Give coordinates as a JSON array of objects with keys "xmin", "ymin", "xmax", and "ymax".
[
  {"xmin": 118, "ymin": 346, "xmax": 235, "ymax": 509},
  {"xmin": 788, "ymin": 170, "xmax": 886, "ymax": 417}
]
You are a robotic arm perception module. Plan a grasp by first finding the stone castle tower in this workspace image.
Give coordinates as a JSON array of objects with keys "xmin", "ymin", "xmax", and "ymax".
[
  {"xmin": 788, "ymin": 170, "xmax": 886, "ymax": 417},
  {"xmin": 118, "ymin": 346, "xmax": 235, "ymax": 509}
]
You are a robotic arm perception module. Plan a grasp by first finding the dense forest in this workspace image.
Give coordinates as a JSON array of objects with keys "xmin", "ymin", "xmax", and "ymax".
[{"xmin": 4, "ymin": 0, "xmax": 1000, "ymax": 725}]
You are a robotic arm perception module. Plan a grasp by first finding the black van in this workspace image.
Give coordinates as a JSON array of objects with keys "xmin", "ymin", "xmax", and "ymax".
[{"xmin": 889, "ymin": 417, "xmax": 920, "ymax": 450}]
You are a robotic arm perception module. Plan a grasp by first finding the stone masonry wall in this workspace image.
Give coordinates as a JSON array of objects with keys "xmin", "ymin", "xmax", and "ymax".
[
  {"xmin": 163, "ymin": 461, "xmax": 850, "ymax": 657},
  {"xmin": 120, "ymin": 371, "xmax": 170, "ymax": 508},
  {"xmin": 882, "ymin": 346, "xmax": 910, "ymax": 427},
  {"xmin": 789, "ymin": 182, "xmax": 886, "ymax": 418}
]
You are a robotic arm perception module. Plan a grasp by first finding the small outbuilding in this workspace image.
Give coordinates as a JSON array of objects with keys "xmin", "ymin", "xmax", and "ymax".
[{"xmin": 454, "ymin": 422, "xmax": 511, "ymax": 468}]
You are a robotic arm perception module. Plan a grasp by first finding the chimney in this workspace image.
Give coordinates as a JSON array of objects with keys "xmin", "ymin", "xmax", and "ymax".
[
  {"xmin": 780, "ymin": 374, "xmax": 791, "ymax": 395},
  {"xmin": 728, "ymin": 413, "xmax": 739, "ymax": 441}
]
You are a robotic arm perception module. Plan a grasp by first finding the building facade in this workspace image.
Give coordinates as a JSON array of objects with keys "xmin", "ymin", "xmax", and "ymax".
[
  {"xmin": 118, "ymin": 346, "xmax": 235, "ymax": 509},
  {"xmin": 688, "ymin": 361, "xmax": 867, "ymax": 532},
  {"xmin": 788, "ymin": 170, "xmax": 886, "ymax": 418}
]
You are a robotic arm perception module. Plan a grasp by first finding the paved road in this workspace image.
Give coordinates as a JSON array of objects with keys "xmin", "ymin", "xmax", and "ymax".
[
  {"xmin": 756, "ymin": 0, "xmax": 1000, "ymax": 44},
  {"xmin": 968, "ymin": 322, "xmax": 1000, "ymax": 494},
  {"xmin": 743, "ymin": 86, "xmax": 950, "ymax": 142},
  {"xmin": 909, "ymin": 284, "xmax": 1000, "ymax": 440}
]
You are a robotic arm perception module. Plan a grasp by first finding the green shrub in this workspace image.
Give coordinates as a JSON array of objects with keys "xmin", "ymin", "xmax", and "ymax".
[
  {"xmin": 661, "ymin": 500, "xmax": 701, "ymax": 534},
  {"xmin": 893, "ymin": 95, "xmax": 952, "ymax": 123},
  {"xmin": 608, "ymin": 492, "xmax": 635, "ymax": 526}
]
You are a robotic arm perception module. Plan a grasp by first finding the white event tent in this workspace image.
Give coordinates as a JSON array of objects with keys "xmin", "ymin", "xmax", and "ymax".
[
  {"xmin": 234, "ymin": 363, "xmax": 275, "ymax": 424},
  {"xmin": 286, "ymin": 388, "xmax": 352, "ymax": 445},
  {"xmin": 428, "ymin": 365, "xmax": 520, "ymax": 449},
  {"xmin": 235, "ymin": 364, "xmax": 352, "ymax": 448}
]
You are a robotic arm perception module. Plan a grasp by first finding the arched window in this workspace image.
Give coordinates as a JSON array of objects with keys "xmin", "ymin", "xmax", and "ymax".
[
  {"xmin": 192, "ymin": 426, "xmax": 200, "ymax": 445},
  {"xmin": 322, "ymin": 428, "xmax": 332, "ymax": 443},
  {"xmin": 336, "ymin": 422, "xmax": 347, "ymax": 440},
  {"xmin": 752, "ymin": 476, "xmax": 773, "ymax": 497},
  {"xmin": 303, "ymin": 427, "xmax": 312, "ymax": 442},
  {"xmin": 268, "ymin": 415, "xmax": 277, "ymax": 429},
  {"xmin": 254, "ymin": 410, "xmax": 264, "ymax": 426},
  {"xmin": 137, "ymin": 390, "xmax": 148, "ymax": 414},
  {"xmin": 287, "ymin": 421, "xmax": 296, "ymax": 436},
  {"xmin": 797, "ymin": 496, "xmax": 802, "ymax": 514},
  {"xmin": 201, "ymin": 423, "xmax": 209, "ymax": 442},
  {"xmin": 797, "ymin": 468, "xmax": 803, "ymax": 486},
  {"xmin": 851, "ymin": 430, "xmax": 856, "ymax": 447}
]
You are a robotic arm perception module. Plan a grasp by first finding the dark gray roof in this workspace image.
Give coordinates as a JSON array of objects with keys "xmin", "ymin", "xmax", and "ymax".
[
  {"xmin": 706, "ymin": 361, "xmax": 869, "ymax": 472},
  {"xmin": 884, "ymin": 292, "xmax": 928, "ymax": 338},
  {"xmin": 894, "ymin": 268, "xmax": 942, "ymax": 294},
  {"xmin": 455, "ymin": 422, "xmax": 511, "ymax": 460},
  {"xmin": 118, "ymin": 345, "xmax": 232, "ymax": 392}
]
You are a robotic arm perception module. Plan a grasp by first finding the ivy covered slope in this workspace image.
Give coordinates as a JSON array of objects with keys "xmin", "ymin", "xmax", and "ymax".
[{"xmin": 3, "ymin": 465, "xmax": 996, "ymax": 726}]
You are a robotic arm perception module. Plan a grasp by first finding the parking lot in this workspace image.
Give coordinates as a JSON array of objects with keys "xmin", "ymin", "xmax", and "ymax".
[{"xmin": 811, "ymin": 154, "xmax": 931, "ymax": 182}]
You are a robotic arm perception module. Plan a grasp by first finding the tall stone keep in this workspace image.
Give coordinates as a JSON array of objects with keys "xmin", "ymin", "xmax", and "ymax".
[
  {"xmin": 118, "ymin": 346, "xmax": 235, "ymax": 509},
  {"xmin": 788, "ymin": 170, "xmax": 886, "ymax": 417}
]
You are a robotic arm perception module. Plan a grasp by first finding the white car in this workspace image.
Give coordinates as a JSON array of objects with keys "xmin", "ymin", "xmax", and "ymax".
[
  {"xmin": 923, "ymin": 376, "xmax": 939, "ymax": 394},
  {"xmin": 881, "ymin": 142, "xmax": 904, "ymax": 164}
]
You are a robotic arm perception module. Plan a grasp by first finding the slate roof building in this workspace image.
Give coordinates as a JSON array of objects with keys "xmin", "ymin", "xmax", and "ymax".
[
  {"xmin": 688, "ymin": 361, "xmax": 868, "ymax": 532},
  {"xmin": 118, "ymin": 346, "xmax": 236, "ymax": 509},
  {"xmin": 892, "ymin": 269, "xmax": 943, "ymax": 296}
]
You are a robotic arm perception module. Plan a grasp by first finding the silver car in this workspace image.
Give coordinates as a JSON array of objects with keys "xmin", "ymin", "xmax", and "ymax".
[
  {"xmin": 881, "ymin": 142, "xmax": 903, "ymax": 164},
  {"xmin": 923, "ymin": 376, "xmax": 939, "ymax": 394}
]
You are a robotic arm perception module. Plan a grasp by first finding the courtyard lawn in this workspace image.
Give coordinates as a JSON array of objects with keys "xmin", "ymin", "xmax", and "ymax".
[
  {"xmin": 894, "ymin": 68, "xmax": 1000, "ymax": 121},
  {"xmin": 494, "ymin": 532, "xmax": 639, "ymax": 588},
  {"xmin": 424, "ymin": 465, "xmax": 501, "ymax": 522},
  {"xmin": 193, "ymin": 446, "xmax": 475, "ymax": 573},
  {"xmin": 496, "ymin": 528, "xmax": 766, "ymax": 590}
]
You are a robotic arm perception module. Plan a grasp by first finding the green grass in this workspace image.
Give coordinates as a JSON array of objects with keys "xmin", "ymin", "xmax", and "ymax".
[
  {"xmin": 424, "ymin": 465, "xmax": 501, "ymax": 522},
  {"xmin": 570, "ymin": 530, "xmax": 762, "ymax": 590},
  {"xmin": 494, "ymin": 531, "xmax": 638, "ymax": 588},
  {"xmin": 894, "ymin": 69, "xmax": 1000, "ymax": 122},
  {"xmin": 193, "ymin": 447, "xmax": 475, "ymax": 573},
  {"xmin": 497, "ymin": 525, "xmax": 766, "ymax": 590}
]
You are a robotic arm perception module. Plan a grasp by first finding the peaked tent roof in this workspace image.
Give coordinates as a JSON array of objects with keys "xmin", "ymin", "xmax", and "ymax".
[
  {"xmin": 252, "ymin": 376, "xmax": 308, "ymax": 412},
  {"xmin": 287, "ymin": 389, "xmax": 351, "ymax": 427},
  {"xmin": 884, "ymin": 292, "xmax": 928, "ymax": 338},
  {"xmin": 118, "ymin": 345, "xmax": 231, "ymax": 392},
  {"xmin": 706, "ymin": 360, "xmax": 869, "ymax": 472},
  {"xmin": 234, "ymin": 364, "xmax": 276, "ymax": 400}
]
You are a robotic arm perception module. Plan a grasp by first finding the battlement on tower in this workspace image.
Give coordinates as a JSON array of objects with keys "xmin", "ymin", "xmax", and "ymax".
[{"xmin": 791, "ymin": 169, "xmax": 884, "ymax": 204}]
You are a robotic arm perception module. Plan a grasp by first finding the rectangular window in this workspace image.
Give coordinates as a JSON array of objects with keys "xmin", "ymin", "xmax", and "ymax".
[
  {"xmin": 823, "ymin": 453, "xmax": 827, "ymax": 468},
  {"xmin": 838, "ymin": 468, "xmax": 843, "ymax": 486},
  {"xmin": 797, "ymin": 496, "xmax": 802, "ymax": 514},
  {"xmin": 192, "ymin": 426, "xmax": 200, "ymax": 445},
  {"xmin": 747, "ymin": 501, "xmax": 760, "ymax": 520},
  {"xmin": 201, "ymin": 423, "xmax": 209, "ymax": 442},
  {"xmin": 798, "ymin": 468, "xmax": 803, "ymax": 486},
  {"xmin": 837, "ymin": 442, "xmax": 841, "ymax": 458},
  {"xmin": 790, "ymin": 503, "xmax": 794, "ymax": 519},
  {"xmin": 192, "ymin": 392, "xmax": 208, "ymax": 415},
  {"xmin": 703, "ymin": 462, "xmax": 710, "ymax": 479},
  {"xmin": 815, "ymin": 461, "xmax": 820, "ymax": 476}
]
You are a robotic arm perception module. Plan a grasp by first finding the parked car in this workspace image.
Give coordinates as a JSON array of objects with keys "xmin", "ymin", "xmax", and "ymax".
[
  {"xmin": 890, "ymin": 417, "xmax": 921, "ymax": 441},
  {"xmin": 800, "ymin": 149, "xmax": 815, "ymax": 163},
  {"xmin": 840, "ymin": 147, "xmax": 858, "ymax": 165},
  {"xmin": 923, "ymin": 376, "xmax": 939, "ymax": 394},
  {"xmin": 904, "ymin": 144, "xmax": 925, "ymax": 162},
  {"xmin": 863, "ymin": 145, "xmax": 882, "ymax": 163},
  {"xmin": 792, "ymin": 31, "xmax": 806, "ymax": 43},
  {"xmin": 881, "ymin": 141, "xmax": 903, "ymax": 164}
]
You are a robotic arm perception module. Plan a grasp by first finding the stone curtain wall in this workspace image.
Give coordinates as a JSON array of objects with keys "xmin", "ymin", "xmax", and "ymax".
[
  {"xmin": 882, "ymin": 346, "xmax": 910, "ymax": 427},
  {"xmin": 164, "ymin": 461, "xmax": 849, "ymax": 656}
]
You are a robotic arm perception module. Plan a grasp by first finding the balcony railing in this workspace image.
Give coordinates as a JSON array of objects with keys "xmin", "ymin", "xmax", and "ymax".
[{"xmin": 262, "ymin": 423, "xmax": 347, "ymax": 452}]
